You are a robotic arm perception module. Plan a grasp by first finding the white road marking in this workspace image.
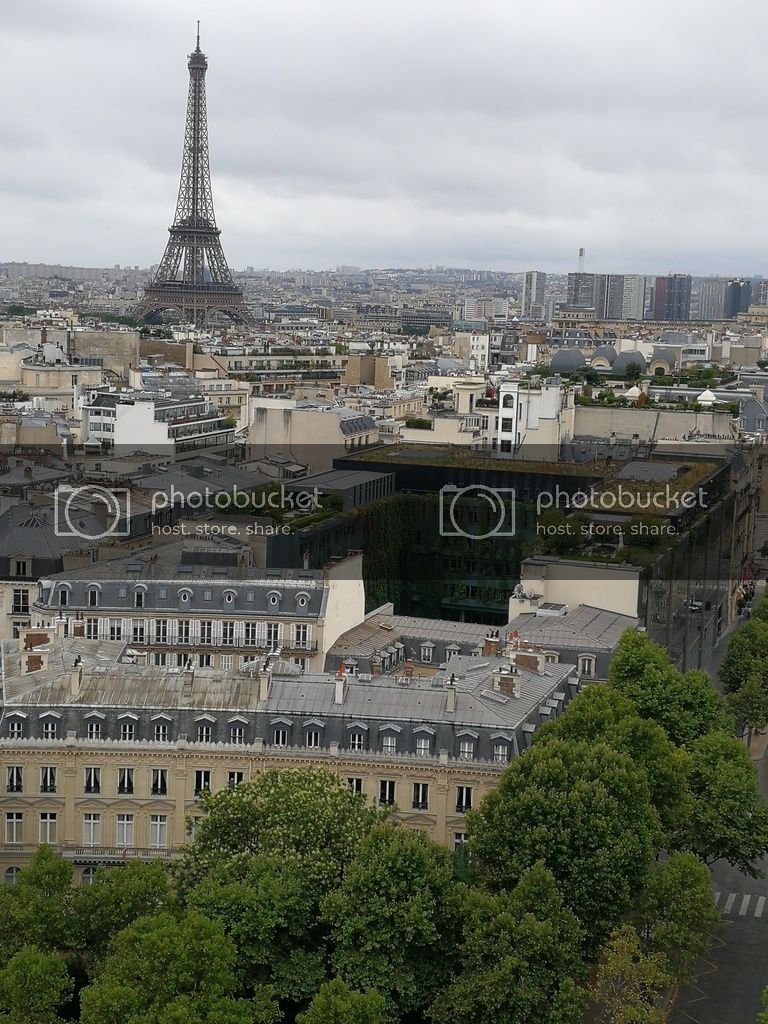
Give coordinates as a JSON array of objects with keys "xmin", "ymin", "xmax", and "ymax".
[
  {"xmin": 714, "ymin": 891, "xmax": 721, "ymax": 907},
  {"xmin": 739, "ymin": 895, "xmax": 751, "ymax": 916},
  {"xmin": 755, "ymin": 897, "xmax": 766, "ymax": 918},
  {"xmin": 724, "ymin": 893, "xmax": 737, "ymax": 913}
]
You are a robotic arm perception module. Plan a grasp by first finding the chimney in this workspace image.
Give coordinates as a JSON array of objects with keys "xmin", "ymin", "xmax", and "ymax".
[
  {"xmin": 258, "ymin": 670, "xmax": 271, "ymax": 703},
  {"xmin": 54, "ymin": 617, "xmax": 67, "ymax": 640},
  {"xmin": 73, "ymin": 619, "xmax": 85, "ymax": 638},
  {"xmin": 446, "ymin": 673, "xmax": 456, "ymax": 713},
  {"xmin": 69, "ymin": 664, "xmax": 83, "ymax": 698},
  {"xmin": 512, "ymin": 650, "xmax": 544, "ymax": 674},
  {"xmin": 335, "ymin": 672, "xmax": 348, "ymax": 706},
  {"xmin": 495, "ymin": 664, "xmax": 522, "ymax": 698},
  {"xmin": 483, "ymin": 629, "xmax": 500, "ymax": 657}
]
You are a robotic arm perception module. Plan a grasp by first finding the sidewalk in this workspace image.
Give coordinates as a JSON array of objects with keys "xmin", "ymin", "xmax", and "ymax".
[{"xmin": 748, "ymin": 730, "xmax": 768, "ymax": 762}]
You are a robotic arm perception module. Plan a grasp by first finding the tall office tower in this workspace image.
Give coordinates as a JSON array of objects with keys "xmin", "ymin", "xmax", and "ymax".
[
  {"xmin": 621, "ymin": 275, "xmax": 646, "ymax": 320},
  {"xmin": 521, "ymin": 271, "xmax": 547, "ymax": 318},
  {"xmin": 134, "ymin": 28, "xmax": 251, "ymax": 326},
  {"xmin": 566, "ymin": 272, "xmax": 597, "ymax": 309},
  {"xmin": 698, "ymin": 278, "xmax": 728, "ymax": 320},
  {"xmin": 653, "ymin": 274, "xmax": 692, "ymax": 321},
  {"xmin": 756, "ymin": 280, "xmax": 768, "ymax": 306},
  {"xmin": 724, "ymin": 279, "xmax": 752, "ymax": 319},
  {"xmin": 604, "ymin": 275, "xmax": 625, "ymax": 319}
]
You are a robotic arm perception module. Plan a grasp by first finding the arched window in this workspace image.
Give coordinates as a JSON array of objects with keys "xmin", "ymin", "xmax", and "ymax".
[
  {"xmin": 81, "ymin": 866, "xmax": 97, "ymax": 886},
  {"xmin": 578, "ymin": 655, "xmax": 596, "ymax": 678},
  {"xmin": 3, "ymin": 866, "xmax": 20, "ymax": 886},
  {"xmin": 502, "ymin": 394, "xmax": 515, "ymax": 408}
]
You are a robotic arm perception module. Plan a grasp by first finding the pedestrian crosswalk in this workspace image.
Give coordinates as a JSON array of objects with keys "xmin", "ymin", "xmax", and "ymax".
[{"xmin": 714, "ymin": 891, "xmax": 768, "ymax": 917}]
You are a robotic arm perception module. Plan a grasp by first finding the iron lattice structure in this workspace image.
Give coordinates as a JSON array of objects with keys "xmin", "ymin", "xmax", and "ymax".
[{"xmin": 135, "ymin": 30, "xmax": 251, "ymax": 327}]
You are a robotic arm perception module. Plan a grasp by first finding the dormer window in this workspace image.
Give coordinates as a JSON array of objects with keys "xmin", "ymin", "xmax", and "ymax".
[
  {"xmin": 134, "ymin": 591, "xmax": 144, "ymax": 608},
  {"xmin": 224, "ymin": 591, "xmax": 236, "ymax": 605},
  {"xmin": 87, "ymin": 587, "xmax": 99, "ymax": 608},
  {"xmin": 267, "ymin": 591, "xmax": 282, "ymax": 609},
  {"xmin": 179, "ymin": 590, "xmax": 191, "ymax": 604},
  {"xmin": 296, "ymin": 592, "xmax": 309, "ymax": 610}
]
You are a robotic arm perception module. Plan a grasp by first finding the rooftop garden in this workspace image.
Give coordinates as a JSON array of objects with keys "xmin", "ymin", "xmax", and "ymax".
[{"xmin": 348, "ymin": 443, "xmax": 610, "ymax": 476}]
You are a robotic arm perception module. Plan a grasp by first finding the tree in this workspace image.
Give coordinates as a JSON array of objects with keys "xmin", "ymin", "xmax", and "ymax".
[
  {"xmin": 468, "ymin": 739, "xmax": 661, "ymax": 949},
  {"xmin": 608, "ymin": 632, "xmax": 731, "ymax": 746},
  {"xmin": 0, "ymin": 946, "xmax": 72, "ymax": 1024},
  {"xmin": 428, "ymin": 864, "xmax": 586, "ymax": 1024},
  {"xmin": 632, "ymin": 854, "xmax": 719, "ymax": 983},
  {"xmin": 74, "ymin": 859, "xmax": 172, "ymax": 966},
  {"xmin": 675, "ymin": 731, "xmax": 768, "ymax": 874},
  {"xmin": 0, "ymin": 846, "xmax": 75, "ymax": 961},
  {"xmin": 624, "ymin": 362, "xmax": 644, "ymax": 382},
  {"xmin": 187, "ymin": 854, "xmax": 327, "ymax": 1006},
  {"xmin": 535, "ymin": 685, "xmax": 689, "ymax": 832},
  {"xmin": 591, "ymin": 924, "xmax": 671, "ymax": 1024},
  {"xmin": 323, "ymin": 824, "xmax": 463, "ymax": 1019},
  {"xmin": 727, "ymin": 673, "xmax": 768, "ymax": 747},
  {"xmin": 719, "ymin": 618, "xmax": 768, "ymax": 694},
  {"xmin": 296, "ymin": 979, "xmax": 387, "ymax": 1024},
  {"xmin": 79, "ymin": 911, "xmax": 279, "ymax": 1024},
  {"xmin": 176, "ymin": 767, "xmax": 383, "ymax": 895}
]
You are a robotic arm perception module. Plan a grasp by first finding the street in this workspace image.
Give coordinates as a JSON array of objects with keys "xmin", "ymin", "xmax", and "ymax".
[{"xmin": 671, "ymin": 586, "xmax": 768, "ymax": 1024}]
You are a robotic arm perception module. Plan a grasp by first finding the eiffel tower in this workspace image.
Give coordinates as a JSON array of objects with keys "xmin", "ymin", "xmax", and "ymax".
[{"xmin": 135, "ymin": 27, "xmax": 251, "ymax": 327}]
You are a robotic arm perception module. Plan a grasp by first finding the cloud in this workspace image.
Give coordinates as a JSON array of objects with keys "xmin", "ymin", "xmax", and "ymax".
[{"xmin": 1, "ymin": 0, "xmax": 767, "ymax": 273}]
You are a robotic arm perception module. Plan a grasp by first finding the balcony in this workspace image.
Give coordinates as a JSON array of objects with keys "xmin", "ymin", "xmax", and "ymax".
[{"xmin": 61, "ymin": 846, "xmax": 177, "ymax": 863}]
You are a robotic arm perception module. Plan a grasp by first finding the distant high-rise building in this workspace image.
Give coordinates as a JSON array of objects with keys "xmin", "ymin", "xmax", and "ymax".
[
  {"xmin": 653, "ymin": 274, "xmax": 692, "ymax": 321},
  {"xmin": 567, "ymin": 272, "xmax": 597, "ymax": 310},
  {"xmin": 521, "ymin": 271, "xmax": 547, "ymax": 318},
  {"xmin": 698, "ymin": 278, "xmax": 728, "ymax": 320},
  {"xmin": 724, "ymin": 279, "xmax": 752, "ymax": 319},
  {"xmin": 620, "ymin": 275, "xmax": 646, "ymax": 320}
]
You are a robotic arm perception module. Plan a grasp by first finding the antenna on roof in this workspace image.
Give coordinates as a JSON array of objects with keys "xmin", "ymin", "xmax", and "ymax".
[{"xmin": 195, "ymin": 20, "xmax": 201, "ymax": 51}]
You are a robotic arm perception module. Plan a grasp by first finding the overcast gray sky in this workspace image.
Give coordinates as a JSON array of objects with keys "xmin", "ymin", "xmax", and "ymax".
[{"xmin": 1, "ymin": 0, "xmax": 766, "ymax": 274}]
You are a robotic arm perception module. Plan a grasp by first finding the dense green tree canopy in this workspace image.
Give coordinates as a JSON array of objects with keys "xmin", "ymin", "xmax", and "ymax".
[
  {"xmin": 468, "ymin": 738, "xmax": 661, "ymax": 947},
  {"xmin": 0, "ymin": 946, "xmax": 72, "ymax": 1024},
  {"xmin": 296, "ymin": 979, "xmax": 387, "ymax": 1024}
]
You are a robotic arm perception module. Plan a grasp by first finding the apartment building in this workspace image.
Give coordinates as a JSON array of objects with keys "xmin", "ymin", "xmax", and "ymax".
[
  {"xmin": 0, "ymin": 626, "xmax": 579, "ymax": 879},
  {"xmin": 33, "ymin": 540, "xmax": 366, "ymax": 674}
]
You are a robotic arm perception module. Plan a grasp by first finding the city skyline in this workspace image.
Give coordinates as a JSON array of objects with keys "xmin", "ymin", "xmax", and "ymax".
[{"xmin": 2, "ymin": 0, "xmax": 768, "ymax": 274}]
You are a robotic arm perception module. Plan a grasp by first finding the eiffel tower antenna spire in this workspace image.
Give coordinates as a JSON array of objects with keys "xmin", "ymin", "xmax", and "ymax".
[{"xmin": 134, "ymin": 33, "xmax": 251, "ymax": 327}]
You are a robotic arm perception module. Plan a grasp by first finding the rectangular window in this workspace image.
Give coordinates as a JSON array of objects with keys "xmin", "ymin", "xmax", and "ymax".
[
  {"xmin": 155, "ymin": 620, "xmax": 168, "ymax": 643},
  {"xmin": 154, "ymin": 722, "xmax": 169, "ymax": 742},
  {"xmin": 230, "ymin": 725, "xmax": 244, "ymax": 744},
  {"xmin": 134, "ymin": 592, "xmax": 144, "ymax": 608},
  {"xmin": 84, "ymin": 767, "xmax": 100, "ymax": 794},
  {"xmin": 266, "ymin": 623, "xmax": 280, "ymax": 647},
  {"xmin": 221, "ymin": 621, "xmax": 235, "ymax": 646},
  {"xmin": 39, "ymin": 812, "xmax": 57, "ymax": 844},
  {"xmin": 197, "ymin": 723, "xmax": 212, "ymax": 743},
  {"xmin": 456, "ymin": 786, "xmax": 473, "ymax": 813},
  {"xmin": 59, "ymin": 589, "xmax": 68, "ymax": 607},
  {"xmin": 178, "ymin": 620, "xmax": 191, "ymax": 644},
  {"xmin": 244, "ymin": 622, "xmax": 258, "ymax": 645},
  {"xmin": 347, "ymin": 777, "xmax": 363, "ymax": 795},
  {"xmin": 116, "ymin": 813, "xmax": 134, "ymax": 848},
  {"xmin": 88, "ymin": 590, "xmax": 98, "ymax": 607},
  {"xmin": 349, "ymin": 732, "xmax": 365, "ymax": 751},
  {"xmin": 221, "ymin": 654, "xmax": 233, "ymax": 671},
  {"xmin": 273, "ymin": 728, "xmax": 288, "ymax": 747},
  {"xmin": 132, "ymin": 620, "xmax": 145, "ymax": 643},
  {"xmin": 459, "ymin": 739, "xmax": 475, "ymax": 760},
  {"xmin": 12, "ymin": 589, "xmax": 29, "ymax": 614},
  {"xmin": 382, "ymin": 734, "xmax": 397, "ymax": 755},
  {"xmin": 120, "ymin": 721, "xmax": 136, "ymax": 741},
  {"xmin": 379, "ymin": 780, "xmax": 396, "ymax": 806},
  {"xmin": 412, "ymin": 782, "xmax": 429, "ymax": 810},
  {"xmin": 42, "ymin": 720, "xmax": 58, "ymax": 740},
  {"xmin": 294, "ymin": 624, "xmax": 310, "ymax": 649},
  {"xmin": 153, "ymin": 652, "xmax": 167, "ymax": 667},
  {"xmin": 109, "ymin": 619, "xmax": 122, "ymax": 641},
  {"xmin": 5, "ymin": 812, "xmax": 22, "ymax": 844},
  {"xmin": 194, "ymin": 770, "xmax": 211, "ymax": 796},
  {"xmin": 198, "ymin": 653, "xmax": 212, "ymax": 668},
  {"xmin": 6, "ymin": 766, "xmax": 22, "ymax": 793},
  {"xmin": 493, "ymin": 743, "xmax": 509, "ymax": 763},
  {"xmin": 306, "ymin": 729, "xmax": 321, "ymax": 749},
  {"xmin": 200, "ymin": 621, "xmax": 213, "ymax": 645},
  {"xmin": 40, "ymin": 766, "xmax": 57, "ymax": 793},
  {"xmin": 454, "ymin": 832, "xmax": 469, "ymax": 852},
  {"xmin": 149, "ymin": 814, "xmax": 167, "ymax": 849},
  {"xmin": 117, "ymin": 767, "xmax": 134, "ymax": 795},
  {"xmin": 83, "ymin": 813, "xmax": 101, "ymax": 847},
  {"xmin": 118, "ymin": 586, "xmax": 128, "ymax": 599},
  {"xmin": 228, "ymin": 771, "xmax": 244, "ymax": 788},
  {"xmin": 9, "ymin": 720, "xmax": 23, "ymax": 739},
  {"xmin": 416, "ymin": 736, "xmax": 430, "ymax": 757},
  {"xmin": 86, "ymin": 618, "xmax": 98, "ymax": 640},
  {"xmin": 14, "ymin": 560, "xmax": 28, "ymax": 577},
  {"xmin": 151, "ymin": 768, "xmax": 168, "ymax": 796}
]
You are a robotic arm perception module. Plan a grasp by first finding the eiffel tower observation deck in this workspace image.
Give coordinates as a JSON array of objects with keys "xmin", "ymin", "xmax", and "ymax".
[{"xmin": 135, "ymin": 27, "xmax": 251, "ymax": 327}]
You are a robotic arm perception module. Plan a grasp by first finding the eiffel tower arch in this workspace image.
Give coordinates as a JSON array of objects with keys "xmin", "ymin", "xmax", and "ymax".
[{"xmin": 135, "ymin": 28, "xmax": 251, "ymax": 327}]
